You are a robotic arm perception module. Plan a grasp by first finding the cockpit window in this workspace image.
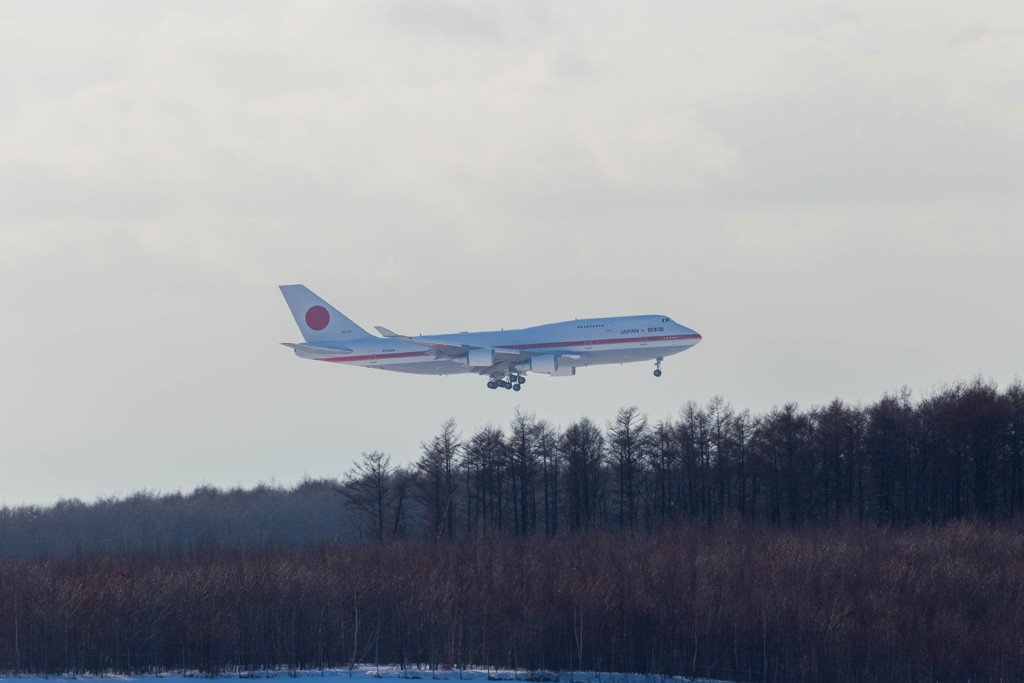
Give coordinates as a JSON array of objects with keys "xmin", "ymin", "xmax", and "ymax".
[{"xmin": 661, "ymin": 317, "xmax": 673, "ymax": 323}]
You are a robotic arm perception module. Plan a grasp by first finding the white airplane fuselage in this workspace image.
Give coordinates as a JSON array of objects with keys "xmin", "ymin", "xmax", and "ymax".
[
  {"xmin": 310, "ymin": 316, "xmax": 700, "ymax": 375},
  {"xmin": 279, "ymin": 285, "xmax": 701, "ymax": 389}
]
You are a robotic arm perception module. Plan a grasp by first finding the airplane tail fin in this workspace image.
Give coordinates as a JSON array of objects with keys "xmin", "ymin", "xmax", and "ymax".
[{"xmin": 279, "ymin": 285, "xmax": 374, "ymax": 342}]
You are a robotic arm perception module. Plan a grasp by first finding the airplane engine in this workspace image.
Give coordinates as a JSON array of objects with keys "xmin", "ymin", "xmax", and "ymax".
[
  {"xmin": 467, "ymin": 348, "xmax": 495, "ymax": 367},
  {"xmin": 529, "ymin": 354, "xmax": 558, "ymax": 373}
]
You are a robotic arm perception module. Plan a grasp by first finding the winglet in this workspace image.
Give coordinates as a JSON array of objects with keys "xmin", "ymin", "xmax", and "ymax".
[{"xmin": 375, "ymin": 326, "xmax": 399, "ymax": 338}]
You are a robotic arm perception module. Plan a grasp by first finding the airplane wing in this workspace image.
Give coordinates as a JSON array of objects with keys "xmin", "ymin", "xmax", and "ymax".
[
  {"xmin": 375, "ymin": 326, "xmax": 519, "ymax": 359},
  {"xmin": 374, "ymin": 326, "xmax": 580, "ymax": 374}
]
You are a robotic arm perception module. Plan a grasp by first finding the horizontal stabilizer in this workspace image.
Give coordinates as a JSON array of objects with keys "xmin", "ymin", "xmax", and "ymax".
[{"xmin": 281, "ymin": 342, "xmax": 353, "ymax": 359}]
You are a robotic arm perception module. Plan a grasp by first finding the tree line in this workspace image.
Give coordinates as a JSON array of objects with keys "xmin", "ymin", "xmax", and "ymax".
[
  {"xmin": 2, "ymin": 377, "xmax": 1022, "ymax": 559},
  {"xmin": 1, "ymin": 377, "xmax": 1023, "ymax": 681},
  {"xmin": 349, "ymin": 377, "xmax": 1024, "ymax": 543},
  {"xmin": 0, "ymin": 480, "xmax": 356, "ymax": 560},
  {"xmin": 0, "ymin": 523, "xmax": 1020, "ymax": 682}
]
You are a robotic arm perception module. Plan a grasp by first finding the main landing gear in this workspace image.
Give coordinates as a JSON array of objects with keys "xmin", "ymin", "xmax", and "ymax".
[
  {"xmin": 487, "ymin": 374, "xmax": 527, "ymax": 391},
  {"xmin": 653, "ymin": 357, "xmax": 663, "ymax": 378}
]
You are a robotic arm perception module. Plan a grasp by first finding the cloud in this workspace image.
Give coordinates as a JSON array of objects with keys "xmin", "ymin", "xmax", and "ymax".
[{"xmin": 2, "ymin": 0, "xmax": 1023, "ymax": 504}]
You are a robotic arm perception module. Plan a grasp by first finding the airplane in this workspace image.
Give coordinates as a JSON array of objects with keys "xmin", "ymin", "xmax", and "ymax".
[{"xmin": 279, "ymin": 284, "xmax": 701, "ymax": 391}]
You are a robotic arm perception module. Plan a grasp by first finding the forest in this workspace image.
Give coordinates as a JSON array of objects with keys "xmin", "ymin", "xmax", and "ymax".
[{"xmin": 1, "ymin": 377, "xmax": 1022, "ymax": 682}]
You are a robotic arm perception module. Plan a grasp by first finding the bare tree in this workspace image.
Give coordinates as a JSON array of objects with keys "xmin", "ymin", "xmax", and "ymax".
[
  {"xmin": 461, "ymin": 426, "xmax": 507, "ymax": 534},
  {"xmin": 340, "ymin": 451, "xmax": 397, "ymax": 543},
  {"xmin": 508, "ymin": 408, "xmax": 540, "ymax": 536},
  {"xmin": 561, "ymin": 418, "xmax": 605, "ymax": 532},
  {"xmin": 608, "ymin": 406, "xmax": 649, "ymax": 529},
  {"xmin": 416, "ymin": 418, "xmax": 462, "ymax": 541},
  {"xmin": 533, "ymin": 419, "xmax": 561, "ymax": 537}
]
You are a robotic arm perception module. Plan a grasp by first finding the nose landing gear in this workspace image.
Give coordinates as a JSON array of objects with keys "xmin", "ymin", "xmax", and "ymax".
[{"xmin": 653, "ymin": 357, "xmax": 663, "ymax": 378}]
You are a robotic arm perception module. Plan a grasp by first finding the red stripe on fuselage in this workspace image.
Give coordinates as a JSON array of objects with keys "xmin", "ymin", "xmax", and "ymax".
[
  {"xmin": 315, "ymin": 334, "xmax": 701, "ymax": 363},
  {"xmin": 317, "ymin": 350, "xmax": 432, "ymax": 363}
]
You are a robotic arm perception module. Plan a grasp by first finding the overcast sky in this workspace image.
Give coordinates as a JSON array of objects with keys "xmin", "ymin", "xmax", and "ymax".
[{"xmin": 2, "ymin": 1, "xmax": 1022, "ymax": 506}]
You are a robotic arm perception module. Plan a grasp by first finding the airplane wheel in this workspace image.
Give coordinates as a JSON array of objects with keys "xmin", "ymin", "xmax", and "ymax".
[
  {"xmin": 517, "ymin": 376, "xmax": 526, "ymax": 384},
  {"xmin": 487, "ymin": 381, "xmax": 496, "ymax": 389},
  {"xmin": 505, "ymin": 382, "xmax": 513, "ymax": 390},
  {"xmin": 513, "ymin": 383, "xmax": 521, "ymax": 391},
  {"xmin": 654, "ymin": 369, "xmax": 662, "ymax": 377}
]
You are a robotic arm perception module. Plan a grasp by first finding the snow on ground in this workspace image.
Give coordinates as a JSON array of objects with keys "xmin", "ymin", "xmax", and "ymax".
[{"xmin": 0, "ymin": 666, "xmax": 723, "ymax": 683}]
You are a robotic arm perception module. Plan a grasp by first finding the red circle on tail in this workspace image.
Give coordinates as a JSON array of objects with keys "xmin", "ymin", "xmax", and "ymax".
[{"xmin": 305, "ymin": 305, "xmax": 330, "ymax": 331}]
